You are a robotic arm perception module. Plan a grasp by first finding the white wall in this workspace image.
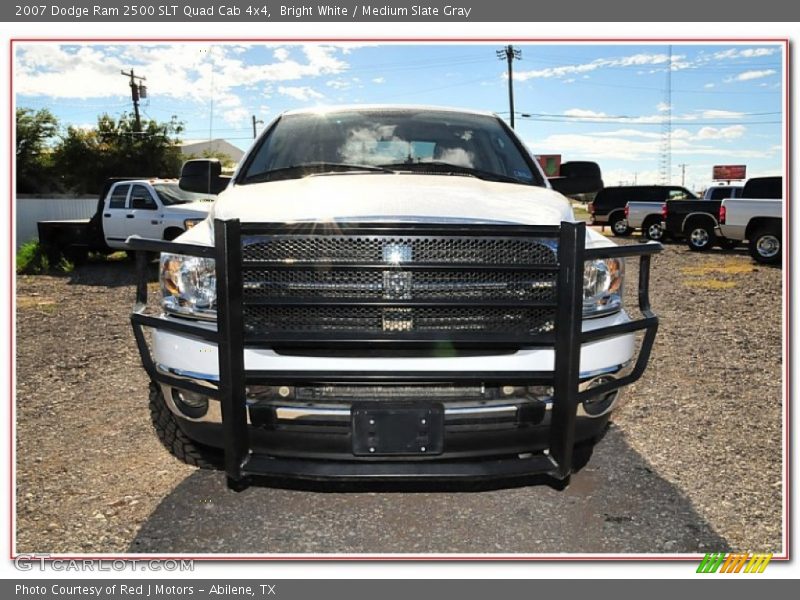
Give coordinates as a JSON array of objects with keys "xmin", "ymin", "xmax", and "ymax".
[{"xmin": 15, "ymin": 197, "xmax": 97, "ymax": 249}]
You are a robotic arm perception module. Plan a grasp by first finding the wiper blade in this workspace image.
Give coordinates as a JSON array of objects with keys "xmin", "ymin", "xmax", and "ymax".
[
  {"xmin": 242, "ymin": 162, "xmax": 395, "ymax": 183},
  {"xmin": 378, "ymin": 161, "xmax": 523, "ymax": 184}
]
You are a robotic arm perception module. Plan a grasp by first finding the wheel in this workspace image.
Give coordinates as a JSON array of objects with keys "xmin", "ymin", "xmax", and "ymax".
[
  {"xmin": 148, "ymin": 383, "xmax": 222, "ymax": 469},
  {"xmin": 749, "ymin": 227, "xmax": 781, "ymax": 265},
  {"xmin": 610, "ymin": 214, "xmax": 632, "ymax": 237},
  {"xmin": 642, "ymin": 217, "xmax": 665, "ymax": 241},
  {"xmin": 717, "ymin": 237, "xmax": 739, "ymax": 250},
  {"xmin": 685, "ymin": 221, "xmax": 716, "ymax": 252}
]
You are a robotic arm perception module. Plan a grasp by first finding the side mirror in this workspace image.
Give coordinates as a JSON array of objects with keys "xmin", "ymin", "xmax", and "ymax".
[
  {"xmin": 549, "ymin": 161, "xmax": 604, "ymax": 196},
  {"xmin": 179, "ymin": 159, "xmax": 231, "ymax": 195}
]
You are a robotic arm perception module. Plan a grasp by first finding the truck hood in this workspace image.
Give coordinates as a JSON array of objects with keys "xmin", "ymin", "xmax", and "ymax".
[
  {"xmin": 166, "ymin": 201, "xmax": 213, "ymax": 217},
  {"xmin": 212, "ymin": 174, "xmax": 572, "ymax": 226},
  {"xmin": 179, "ymin": 174, "xmax": 612, "ymax": 248}
]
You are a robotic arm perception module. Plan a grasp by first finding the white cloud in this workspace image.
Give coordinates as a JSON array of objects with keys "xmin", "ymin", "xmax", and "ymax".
[
  {"xmin": 277, "ymin": 85, "xmax": 324, "ymax": 101},
  {"xmin": 695, "ymin": 125, "xmax": 746, "ymax": 140},
  {"xmin": 326, "ymin": 79, "xmax": 351, "ymax": 90},
  {"xmin": 371, "ymin": 77, "xmax": 385, "ymax": 84},
  {"xmin": 656, "ymin": 102, "xmax": 671, "ymax": 112},
  {"xmin": 532, "ymin": 129, "xmax": 766, "ymax": 162},
  {"xmin": 704, "ymin": 83, "xmax": 715, "ymax": 89},
  {"xmin": 515, "ymin": 52, "xmax": 677, "ymax": 81},
  {"xmin": 713, "ymin": 47, "xmax": 778, "ymax": 60},
  {"xmin": 563, "ymin": 108, "xmax": 607, "ymax": 119},
  {"xmin": 700, "ymin": 109, "xmax": 745, "ymax": 119},
  {"xmin": 15, "ymin": 43, "xmax": 349, "ymax": 101},
  {"xmin": 729, "ymin": 69, "xmax": 777, "ymax": 82}
]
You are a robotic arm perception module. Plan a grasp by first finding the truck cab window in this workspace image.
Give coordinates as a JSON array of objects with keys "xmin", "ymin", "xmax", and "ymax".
[
  {"xmin": 130, "ymin": 185, "xmax": 157, "ymax": 210},
  {"xmin": 108, "ymin": 184, "xmax": 130, "ymax": 209}
]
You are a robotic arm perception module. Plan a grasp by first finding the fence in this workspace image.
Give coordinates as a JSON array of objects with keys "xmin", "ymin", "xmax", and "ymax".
[{"xmin": 15, "ymin": 196, "xmax": 97, "ymax": 249}]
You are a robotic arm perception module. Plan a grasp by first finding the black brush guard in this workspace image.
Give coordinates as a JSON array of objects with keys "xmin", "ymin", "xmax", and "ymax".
[{"xmin": 130, "ymin": 219, "xmax": 660, "ymax": 487}]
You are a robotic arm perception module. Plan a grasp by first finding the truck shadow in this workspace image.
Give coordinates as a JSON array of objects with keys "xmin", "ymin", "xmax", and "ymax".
[
  {"xmin": 128, "ymin": 425, "xmax": 729, "ymax": 554},
  {"xmin": 63, "ymin": 260, "xmax": 157, "ymax": 289}
]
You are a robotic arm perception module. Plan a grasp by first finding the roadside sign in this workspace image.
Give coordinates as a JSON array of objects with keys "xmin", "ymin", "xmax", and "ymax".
[
  {"xmin": 536, "ymin": 154, "xmax": 562, "ymax": 178},
  {"xmin": 713, "ymin": 165, "xmax": 747, "ymax": 181}
]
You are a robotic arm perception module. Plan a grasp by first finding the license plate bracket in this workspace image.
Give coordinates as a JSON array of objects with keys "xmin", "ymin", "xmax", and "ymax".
[{"xmin": 352, "ymin": 403, "xmax": 444, "ymax": 456}]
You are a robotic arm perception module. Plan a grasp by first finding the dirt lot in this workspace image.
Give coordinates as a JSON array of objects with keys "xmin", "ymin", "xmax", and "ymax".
[{"xmin": 15, "ymin": 238, "xmax": 783, "ymax": 555}]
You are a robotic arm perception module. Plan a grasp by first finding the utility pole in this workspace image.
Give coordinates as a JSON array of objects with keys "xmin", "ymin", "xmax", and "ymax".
[
  {"xmin": 252, "ymin": 115, "xmax": 264, "ymax": 139},
  {"xmin": 678, "ymin": 163, "xmax": 688, "ymax": 187},
  {"xmin": 121, "ymin": 69, "xmax": 147, "ymax": 132},
  {"xmin": 497, "ymin": 45, "xmax": 521, "ymax": 128}
]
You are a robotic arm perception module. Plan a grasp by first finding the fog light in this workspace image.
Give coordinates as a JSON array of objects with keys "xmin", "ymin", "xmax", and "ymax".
[
  {"xmin": 171, "ymin": 388, "xmax": 209, "ymax": 418},
  {"xmin": 581, "ymin": 376, "xmax": 619, "ymax": 417}
]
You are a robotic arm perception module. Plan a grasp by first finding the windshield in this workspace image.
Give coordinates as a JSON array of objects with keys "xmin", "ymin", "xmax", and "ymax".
[
  {"xmin": 239, "ymin": 109, "xmax": 543, "ymax": 186},
  {"xmin": 153, "ymin": 182, "xmax": 212, "ymax": 205}
]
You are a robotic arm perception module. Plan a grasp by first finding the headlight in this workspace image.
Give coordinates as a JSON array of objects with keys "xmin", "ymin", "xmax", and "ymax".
[
  {"xmin": 160, "ymin": 253, "xmax": 216, "ymax": 320},
  {"xmin": 184, "ymin": 218, "xmax": 204, "ymax": 230},
  {"xmin": 583, "ymin": 258, "xmax": 623, "ymax": 318}
]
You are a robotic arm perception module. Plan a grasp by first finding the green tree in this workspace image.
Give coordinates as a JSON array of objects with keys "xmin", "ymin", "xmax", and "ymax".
[
  {"xmin": 16, "ymin": 107, "xmax": 58, "ymax": 193},
  {"xmin": 53, "ymin": 112, "xmax": 185, "ymax": 194}
]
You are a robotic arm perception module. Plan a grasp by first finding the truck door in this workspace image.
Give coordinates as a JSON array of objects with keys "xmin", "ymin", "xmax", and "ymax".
[
  {"xmin": 102, "ymin": 183, "xmax": 132, "ymax": 248},
  {"xmin": 125, "ymin": 184, "xmax": 165, "ymax": 243}
]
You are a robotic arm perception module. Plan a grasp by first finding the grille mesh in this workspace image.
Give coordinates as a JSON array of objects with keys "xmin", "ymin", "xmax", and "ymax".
[
  {"xmin": 243, "ymin": 269, "xmax": 557, "ymax": 301},
  {"xmin": 242, "ymin": 235, "xmax": 557, "ymax": 265},
  {"xmin": 243, "ymin": 305, "xmax": 555, "ymax": 335},
  {"xmin": 240, "ymin": 232, "xmax": 558, "ymax": 340}
]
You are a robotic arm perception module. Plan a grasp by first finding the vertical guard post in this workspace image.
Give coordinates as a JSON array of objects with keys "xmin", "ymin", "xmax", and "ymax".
[
  {"xmin": 549, "ymin": 221, "xmax": 586, "ymax": 479},
  {"xmin": 214, "ymin": 218, "xmax": 250, "ymax": 484}
]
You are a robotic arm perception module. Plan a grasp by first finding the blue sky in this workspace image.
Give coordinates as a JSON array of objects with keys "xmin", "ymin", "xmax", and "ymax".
[{"xmin": 14, "ymin": 42, "xmax": 783, "ymax": 190}]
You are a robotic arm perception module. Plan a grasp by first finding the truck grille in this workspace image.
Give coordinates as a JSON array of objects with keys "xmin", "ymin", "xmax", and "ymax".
[
  {"xmin": 238, "ymin": 227, "xmax": 560, "ymax": 344},
  {"xmin": 242, "ymin": 235, "xmax": 557, "ymax": 265}
]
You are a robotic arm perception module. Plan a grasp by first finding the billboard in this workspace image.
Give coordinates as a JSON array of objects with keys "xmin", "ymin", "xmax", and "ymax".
[
  {"xmin": 536, "ymin": 154, "xmax": 562, "ymax": 178},
  {"xmin": 713, "ymin": 165, "xmax": 747, "ymax": 181}
]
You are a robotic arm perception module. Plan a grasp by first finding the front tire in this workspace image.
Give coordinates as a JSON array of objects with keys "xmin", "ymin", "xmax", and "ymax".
[
  {"xmin": 610, "ymin": 214, "xmax": 632, "ymax": 237},
  {"xmin": 749, "ymin": 227, "xmax": 781, "ymax": 265},
  {"xmin": 686, "ymin": 221, "xmax": 716, "ymax": 252},
  {"xmin": 149, "ymin": 383, "xmax": 222, "ymax": 469}
]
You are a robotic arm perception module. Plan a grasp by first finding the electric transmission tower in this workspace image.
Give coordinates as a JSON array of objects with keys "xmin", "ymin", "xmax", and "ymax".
[{"xmin": 658, "ymin": 46, "xmax": 672, "ymax": 185}]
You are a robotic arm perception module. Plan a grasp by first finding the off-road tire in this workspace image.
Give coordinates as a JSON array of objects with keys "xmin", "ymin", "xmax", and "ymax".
[{"xmin": 149, "ymin": 382, "xmax": 223, "ymax": 469}]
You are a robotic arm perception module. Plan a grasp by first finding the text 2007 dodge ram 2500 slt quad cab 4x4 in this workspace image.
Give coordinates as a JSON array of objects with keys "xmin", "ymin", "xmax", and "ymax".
[{"xmin": 129, "ymin": 106, "xmax": 660, "ymax": 490}]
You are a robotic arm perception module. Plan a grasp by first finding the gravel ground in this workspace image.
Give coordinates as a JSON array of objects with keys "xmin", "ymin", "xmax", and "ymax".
[{"xmin": 15, "ymin": 238, "xmax": 783, "ymax": 555}]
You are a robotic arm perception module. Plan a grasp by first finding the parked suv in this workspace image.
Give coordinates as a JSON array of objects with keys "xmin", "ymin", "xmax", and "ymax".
[
  {"xmin": 129, "ymin": 106, "xmax": 660, "ymax": 490},
  {"xmin": 589, "ymin": 185, "xmax": 696, "ymax": 236}
]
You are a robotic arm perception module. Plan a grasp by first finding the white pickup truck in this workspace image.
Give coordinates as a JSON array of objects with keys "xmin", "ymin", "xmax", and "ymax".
[
  {"xmin": 718, "ymin": 176, "xmax": 783, "ymax": 265},
  {"xmin": 38, "ymin": 178, "xmax": 213, "ymax": 263},
  {"xmin": 128, "ymin": 105, "xmax": 661, "ymax": 490}
]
